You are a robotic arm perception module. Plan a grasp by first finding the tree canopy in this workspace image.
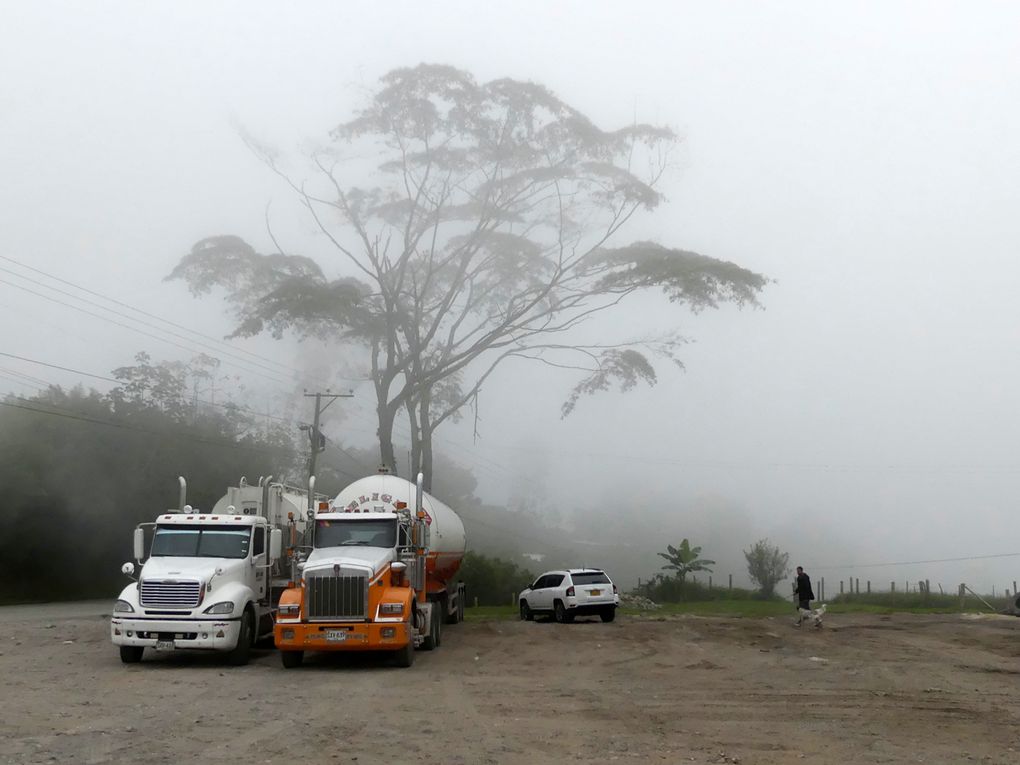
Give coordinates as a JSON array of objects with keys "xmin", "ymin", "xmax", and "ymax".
[
  {"xmin": 744, "ymin": 538, "xmax": 790, "ymax": 598},
  {"xmin": 169, "ymin": 63, "xmax": 768, "ymax": 488}
]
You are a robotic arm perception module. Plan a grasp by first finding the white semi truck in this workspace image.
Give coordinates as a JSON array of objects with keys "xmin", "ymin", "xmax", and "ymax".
[{"xmin": 110, "ymin": 476, "xmax": 318, "ymax": 665}]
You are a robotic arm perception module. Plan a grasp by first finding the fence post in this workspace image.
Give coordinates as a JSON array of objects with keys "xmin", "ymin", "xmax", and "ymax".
[
  {"xmin": 512, "ymin": 592, "xmax": 516, "ymax": 607},
  {"xmin": 867, "ymin": 580, "xmax": 871, "ymax": 594},
  {"xmin": 709, "ymin": 576, "xmax": 713, "ymax": 590},
  {"xmin": 1013, "ymin": 580, "xmax": 1017, "ymax": 597},
  {"xmin": 891, "ymin": 581, "xmax": 895, "ymax": 593},
  {"xmin": 473, "ymin": 596, "xmax": 478, "ymax": 609},
  {"xmin": 959, "ymin": 583, "xmax": 965, "ymax": 610},
  {"xmin": 729, "ymin": 574, "xmax": 733, "ymax": 591},
  {"xmin": 856, "ymin": 578, "xmax": 860, "ymax": 594},
  {"xmin": 820, "ymin": 577, "xmax": 825, "ymax": 601},
  {"xmin": 840, "ymin": 580, "xmax": 844, "ymax": 594}
]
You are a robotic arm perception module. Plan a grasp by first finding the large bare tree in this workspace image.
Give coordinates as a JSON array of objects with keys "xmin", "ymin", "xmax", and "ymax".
[{"xmin": 169, "ymin": 64, "xmax": 767, "ymax": 489}]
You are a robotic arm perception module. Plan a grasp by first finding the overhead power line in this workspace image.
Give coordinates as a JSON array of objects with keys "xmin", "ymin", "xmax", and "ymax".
[
  {"xmin": 0, "ymin": 273, "xmax": 298, "ymax": 388},
  {"xmin": 807, "ymin": 551, "xmax": 1020, "ymax": 571},
  {"xmin": 0, "ymin": 350, "xmax": 301, "ymax": 426},
  {"xmin": 0, "ymin": 254, "xmax": 370, "ymax": 384},
  {"xmin": 0, "ymin": 396, "xmax": 304, "ymax": 456},
  {"xmin": 0, "ymin": 350, "xmax": 121, "ymax": 383}
]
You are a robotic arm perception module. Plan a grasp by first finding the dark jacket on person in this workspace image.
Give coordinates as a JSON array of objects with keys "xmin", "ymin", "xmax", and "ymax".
[{"xmin": 795, "ymin": 572, "xmax": 814, "ymax": 601}]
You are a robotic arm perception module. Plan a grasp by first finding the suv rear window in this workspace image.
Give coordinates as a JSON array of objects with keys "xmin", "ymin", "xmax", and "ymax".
[{"xmin": 571, "ymin": 572, "xmax": 610, "ymax": 585}]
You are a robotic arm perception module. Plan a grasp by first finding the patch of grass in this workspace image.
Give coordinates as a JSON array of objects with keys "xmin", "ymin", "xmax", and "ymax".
[
  {"xmin": 464, "ymin": 593, "xmax": 1014, "ymax": 622},
  {"xmin": 626, "ymin": 600, "xmax": 794, "ymax": 618},
  {"xmin": 829, "ymin": 591, "xmax": 1011, "ymax": 614},
  {"xmin": 464, "ymin": 605, "xmax": 517, "ymax": 622}
]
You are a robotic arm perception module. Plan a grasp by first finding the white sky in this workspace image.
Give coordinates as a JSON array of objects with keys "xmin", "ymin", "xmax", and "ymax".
[{"xmin": 2, "ymin": 1, "xmax": 1020, "ymax": 590}]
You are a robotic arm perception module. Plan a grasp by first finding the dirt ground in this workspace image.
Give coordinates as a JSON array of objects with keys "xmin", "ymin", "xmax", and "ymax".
[{"xmin": 1, "ymin": 602, "xmax": 1018, "ymax": 765}]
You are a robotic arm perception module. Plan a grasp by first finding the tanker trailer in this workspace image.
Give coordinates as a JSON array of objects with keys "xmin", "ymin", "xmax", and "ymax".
[{"xmin": 274, "ymin": 471, "xmax": 466, "ymax": 668}]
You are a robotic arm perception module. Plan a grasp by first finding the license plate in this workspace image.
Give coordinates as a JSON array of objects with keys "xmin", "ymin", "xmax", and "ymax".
[
  {"xmin": 155, "ymin": 640, "xmax": 174, "ymax": 650},
  {"xmin": 325, "ymin": 630, "xmax": 347, "ymax": 642},
  {"xmin": 590, "ymin": 589, "xmax": 601, "ymax": 596}
]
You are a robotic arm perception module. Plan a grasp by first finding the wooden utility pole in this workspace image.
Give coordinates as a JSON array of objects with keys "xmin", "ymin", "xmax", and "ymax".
[{"xmin": 303, "ymin": 390, "xmax": 353, "ymax": 482}]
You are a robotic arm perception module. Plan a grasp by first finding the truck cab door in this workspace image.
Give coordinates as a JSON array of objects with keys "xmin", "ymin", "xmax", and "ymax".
[{"xmin": 252, "ymin": 526, "xmax": 267, "ymax": 602}]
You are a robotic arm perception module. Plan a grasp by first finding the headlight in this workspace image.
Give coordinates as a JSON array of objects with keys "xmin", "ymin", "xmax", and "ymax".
[
  {"xmin": 278, "ymin": 604, "xmax": 300, "ymax": 617},
  {"xmin": 379, "ymin": 602, "xmax": 403, "ymax": 615},
  {"xmin": 113, "ymin": 599, "xmax": 134, "ymax": 613},
  {"xmin": 203, "ymin": 601, "xmax": 234, "ymax": 615}
]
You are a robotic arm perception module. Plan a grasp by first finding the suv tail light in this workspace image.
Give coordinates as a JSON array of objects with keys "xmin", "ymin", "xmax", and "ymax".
[
  {"xmin": 566, "ymin": 586, "xmax": 575, "ymax": 597},
  {"xmin": 613, "ymin": 583, "xmax": 618, "ymax": 594}
]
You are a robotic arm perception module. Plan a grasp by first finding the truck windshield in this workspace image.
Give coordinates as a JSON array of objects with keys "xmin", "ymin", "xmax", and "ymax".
[
  {"xmin": 315, "ymin": 518, "xmax": 397, "ymax": 548},
  {"xmin": 150, "ymin": 525, "xmax": 251, "ymax": 559}
]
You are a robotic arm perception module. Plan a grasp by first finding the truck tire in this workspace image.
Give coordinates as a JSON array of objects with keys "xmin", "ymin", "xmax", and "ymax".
[
  {"xmin": 458, "ymin": 594, "xmax": 465, "ymax": 623},
  {"xmin": 119, "ymin": 646, "xmax": 144, "ymax": 664},
  {"xmin": 226, "ymin": 609, "xmax": 254, "ymax": 666},
  {"xmin": 280, "ymin": 650, "xmax": 303, "ymax": 669},
  {"xmin": 600, "ymin": 606, "xmax": 616, "ymax": 623},
  {"xmin": 422, "ymin": 608, "xmax": 440, "ymax": 651},
  {"xmin": 394, "ymin": 634, "xmax": 415, "ymax": 668},
  {"xmin": 444, "ymin": 595, "xmax": 458, "ymax": 625},
  {"xmin": 554, "ymin": 600, "xmax": 573, "ymax": 624}
]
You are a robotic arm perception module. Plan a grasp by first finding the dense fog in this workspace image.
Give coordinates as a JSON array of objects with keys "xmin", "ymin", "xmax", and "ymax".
[{"xmin": 2, "ymin": 1, "xmax": 1019, "ymax": 595}]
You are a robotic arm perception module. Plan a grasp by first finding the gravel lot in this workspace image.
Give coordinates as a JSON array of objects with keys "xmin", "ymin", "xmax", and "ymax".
[{"xmin": 1, "ymin": 602, "xmax": 1018, "ymax": 764}]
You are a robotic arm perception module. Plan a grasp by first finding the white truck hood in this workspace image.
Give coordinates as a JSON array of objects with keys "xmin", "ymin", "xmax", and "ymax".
[
  {"xmin": 141, "ymin": 556, "xmax": 246, "ymax": 584},
  {"xmin": 304, "ymin": 546, "xmax": 395, "ymax": 578}
]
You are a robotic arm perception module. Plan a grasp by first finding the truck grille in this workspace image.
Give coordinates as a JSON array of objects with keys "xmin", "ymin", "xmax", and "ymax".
[
  {"xmin": 140, "ymin": 580, "xmax": 202, "ymax": 609},
  {"xmin": 306, "ymin": 575, "xmax": 368, "ymax": 621}
]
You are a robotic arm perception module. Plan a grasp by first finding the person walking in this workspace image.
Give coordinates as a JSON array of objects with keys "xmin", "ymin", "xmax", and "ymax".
[{"xmin": 794, "ymin": 566, "xmax": 814, "ymax": 611}]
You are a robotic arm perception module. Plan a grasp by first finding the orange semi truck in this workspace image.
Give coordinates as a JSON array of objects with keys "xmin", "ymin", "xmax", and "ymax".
[{"xmin": 274, "ymin": 472, "xmax": 466, "ymax": 667}]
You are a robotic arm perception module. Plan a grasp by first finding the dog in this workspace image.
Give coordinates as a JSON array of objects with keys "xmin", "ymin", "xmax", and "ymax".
[{"xmin": 795, "ymin": 603, "xmax": 827, "ymax": 629}]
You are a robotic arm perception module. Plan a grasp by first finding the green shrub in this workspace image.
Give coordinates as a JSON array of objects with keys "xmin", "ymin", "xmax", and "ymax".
[
  {"xmin": 458, "ymin": 551, "xmax": 534, "ymax": 607},
  {"xmin": 635, "ymin": 573, "xmax": 778, "ymax": 603}
]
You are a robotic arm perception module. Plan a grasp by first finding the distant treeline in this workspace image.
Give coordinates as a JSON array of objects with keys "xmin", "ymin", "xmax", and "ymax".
[{"xmin": 0, "ymin": 358, "xmax": 295, "ymax": 603}]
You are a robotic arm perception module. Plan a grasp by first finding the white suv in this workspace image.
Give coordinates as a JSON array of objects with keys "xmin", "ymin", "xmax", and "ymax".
[{"xmin": 519, "ymin": 569, "xmax": 619, "ymax": 623}]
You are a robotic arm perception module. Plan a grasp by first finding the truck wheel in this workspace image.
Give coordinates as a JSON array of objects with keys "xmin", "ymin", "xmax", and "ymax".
[
  {"xmin": 600, "ymin": 607, "xmax": 616, "ymax": 623},
  {"xmin": 422, "ymin": 608, "xmax": 440, "ymax": 651},
  {"xmin": 520, "ymin": 601, "xmax": 533, "ymax": 621},
  {"xmin": 458, "ymin": 595, "xmax": 465, "ymax": 623},
  {"xmin": 119, "ymin": 646, "xmax": 144, "ymax": 664},
  {"xmin": 554, "ymin": 601, "xmax": 573, "ymax": 624},
  {"xmin": 280, "ymin": 650, "xmax": 303, "ymax": 669},
  {"xmin": 227, "ymin": 609, "xmax": 254, "ymax": 666},
  {"xmin": 394, "ymin": 634, "xmax": 415, "ymax": 668}
]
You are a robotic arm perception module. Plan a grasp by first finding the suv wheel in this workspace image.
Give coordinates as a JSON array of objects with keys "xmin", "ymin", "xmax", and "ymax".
[
  {"xmin": 554, "ymin": 600, "xmax": 573, "ymax": 624},
  {"xmin": 600, "ymin": 606, "xmax": 616, "ymax": 623},
  {"xmin": 520, "ymin": 601, "xmax": 533, "ymax": 621}
]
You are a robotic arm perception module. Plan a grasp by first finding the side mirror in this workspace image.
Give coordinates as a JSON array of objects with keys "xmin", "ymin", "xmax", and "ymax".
[
  {"xmin": 121, "ymin": 561, "xmax": 135, "ymax": 578},
  {"xmin": 132, "ymin": 528, "xmax": 145, "ymax": 561},
  {"xmin": 270, "ymin": 528, "xmax": 283, "ymax": 561}
]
